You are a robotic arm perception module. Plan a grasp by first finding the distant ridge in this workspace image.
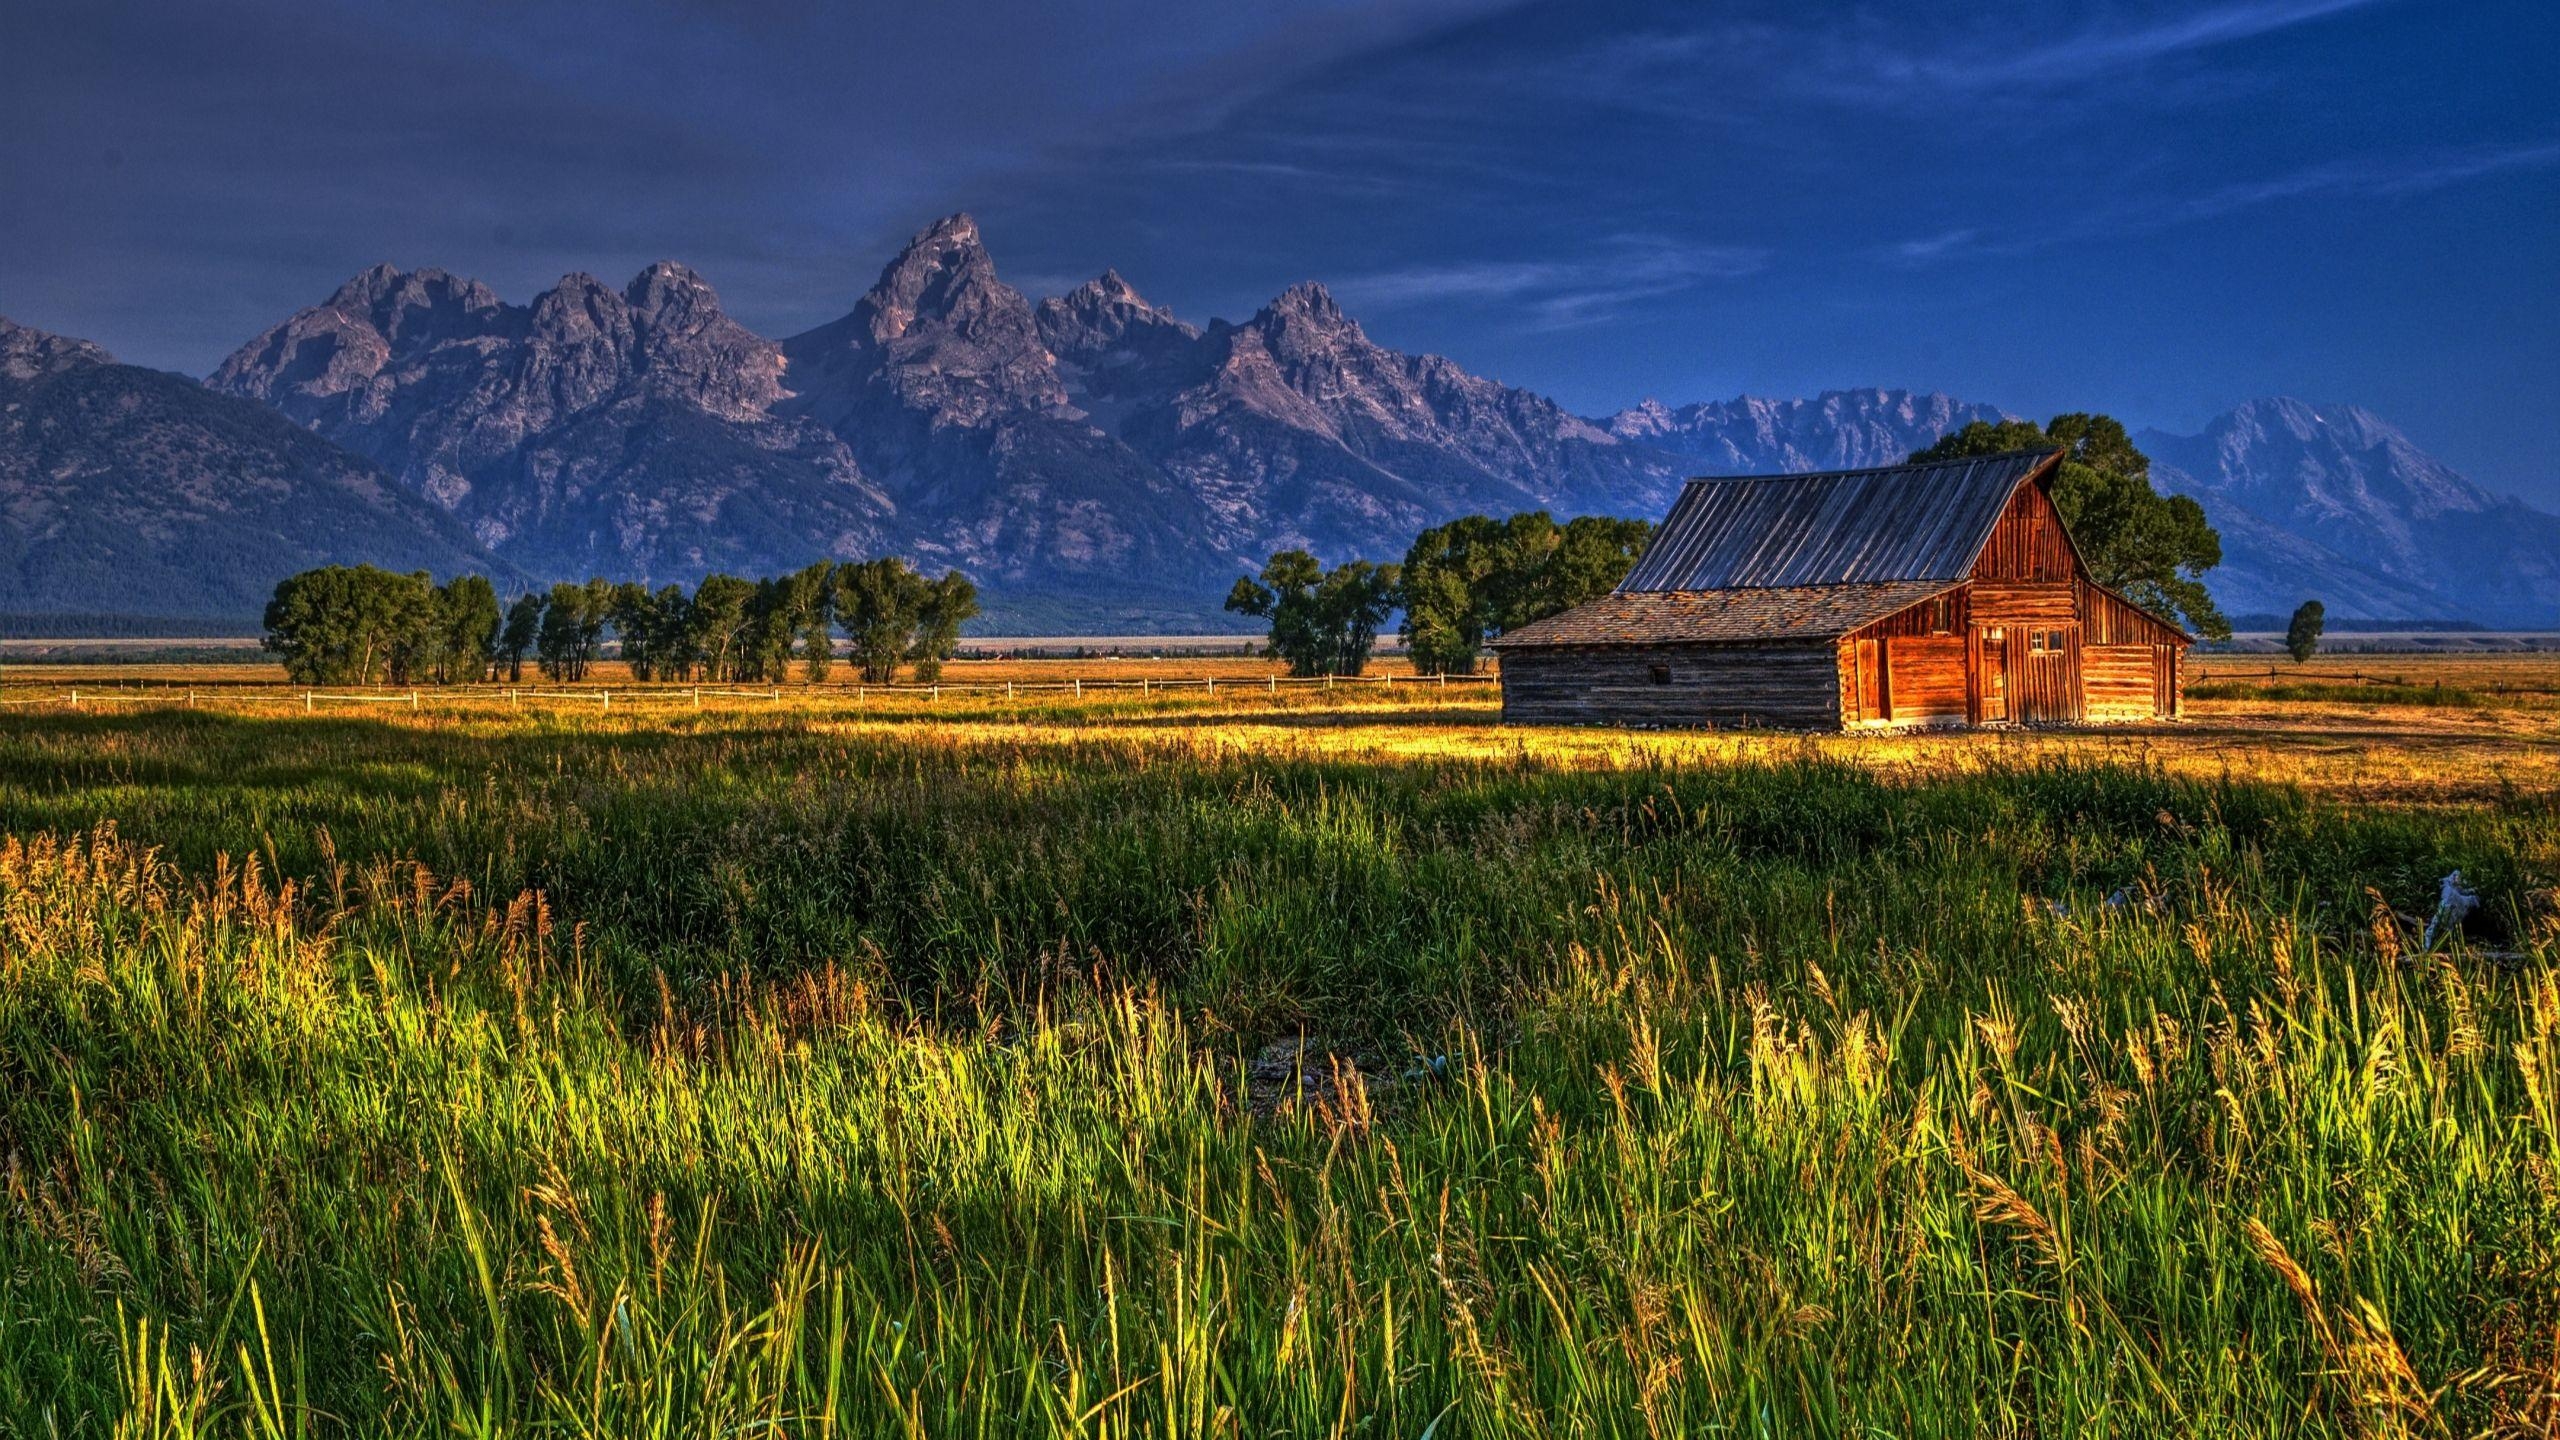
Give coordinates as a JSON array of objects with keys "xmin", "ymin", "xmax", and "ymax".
[
  {"xmin": 2144, "ymin": 399, "xmax": 2560, "ymax": 627},
  {"xmin": 6, "ymin": 216, "xmax": 2552, "ymax": 630},
  {"xmin": 0, "ymin": 314, "xmax": 505, "ymax": 622}
]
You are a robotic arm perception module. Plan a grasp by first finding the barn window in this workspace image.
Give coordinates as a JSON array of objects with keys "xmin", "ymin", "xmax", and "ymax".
[
  {"xmin": 1928, "ymin": 598, "xmax": 1951, "ymax": 634},
  {"xmin": 1648, "ymin": 663, "xmax": 1672, "ymax": 686}
]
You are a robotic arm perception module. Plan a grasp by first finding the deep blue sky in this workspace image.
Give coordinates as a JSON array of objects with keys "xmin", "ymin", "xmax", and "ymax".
[{"xmin": 5, "ymin": 0, "xmax": 2554, "ymax": 499}]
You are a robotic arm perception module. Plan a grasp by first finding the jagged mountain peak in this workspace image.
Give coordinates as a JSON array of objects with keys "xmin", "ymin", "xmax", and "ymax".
[
  {"xmin": 0, "ymin": 315, "xmax": 114, "ymax": 380},
  {"xmin": 318, "ymin": 264, "xmax": 506, "ymax": 334},
  {"xmin": 854, "ymin": 212, "xmax": 1022, "ymax": 344},
  {"xmin": 1036, "ymin": 270, "xmax": 1199, "ymax": 369},
  {"xmin": 1261, "ymin": 281, "xmax": 1354, "ymax": 333}
]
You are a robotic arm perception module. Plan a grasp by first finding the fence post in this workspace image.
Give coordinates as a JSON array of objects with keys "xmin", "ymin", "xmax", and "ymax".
[
  {"xmin": 1206, "ymin": 676, "xmax": 1213, "ymax": 696},
  {"xmin": 1325, "ymin": 674, "xmax": 1334, "ymax": 690},
  {"xmin": 602, "ymin": 690, "xmax": 610, "ymax": 711},
  {"xmin": 1074, "ymin": 678, "xmax": 1081, "ymax": 699},
  {"xmin": 68, "ymin": 689, "xmax": 77, "ymax": 710},
  {"xmin": 1007, "ymin": 680, "xmax": 1014, "ymax": 699},
  {"xmin": 931, "ymin": 684, "xmax": 938, "ymax": 702},
  {"xmin": 411, "ymin": 690, "xmax": 419, "ymax": 711},
  {"xmin": 1269, "ymin": 675, "xmax": 1277, "ymax": 695}
]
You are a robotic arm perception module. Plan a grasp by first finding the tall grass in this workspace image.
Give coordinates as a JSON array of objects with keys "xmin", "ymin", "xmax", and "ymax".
[{"xmin": 0, "ymin": 710, "xmax": 2554, "ymax": 1435}]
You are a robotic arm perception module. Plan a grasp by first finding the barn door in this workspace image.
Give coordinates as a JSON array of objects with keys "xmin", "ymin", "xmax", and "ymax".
[
  {"xmin": 2013, "ymin": 627, "xmax": 2082, "ymax": 723},
  {"xmin": 1975, "ymin": 627, "xmax": 2008, "ymax": 722}
]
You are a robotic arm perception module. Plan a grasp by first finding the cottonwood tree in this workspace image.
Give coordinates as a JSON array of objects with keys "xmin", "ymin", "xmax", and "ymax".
[
  {"xmin": 264, "ymin": 566, "xmax": 490, "ymax": 685},
  {"xmin": 2286, "ymin": 600, "xmax": 2325, "ymax": 663},
  {"xmin": 835, "ymin": 558, "xmax": 980, "ymax": 683},
  {"xmin": 499, "ymin": 594, "xmax": 544, "ymax": 682},
  {"xmin": 1912, "ymin": 415, "xmax": 2228, "ymax": 639},
  {"xmin": 689, "ymin": 574, "xmax": 756, "ymax": 682},
  {"xmin": 793, "ymin": 562, "xmax": 838, "ymax": 681},
  {"xmin": 536, "ymin": 581, "xmax": 612, "ymax": 681},
  {"xmin": 909, "ymin": 570, "xmax": 979, "ymax": 683},
  {"xmin": 437, "ymin": 575, "xmax": 502, "ymax": 684},
  {"xmin": 1399, "ymin": 512, "xmax": 1652, "ymax": 675},
  {"xmin": 1226, "ymin": 550, "xmax": 1401, "ymax": 677}
]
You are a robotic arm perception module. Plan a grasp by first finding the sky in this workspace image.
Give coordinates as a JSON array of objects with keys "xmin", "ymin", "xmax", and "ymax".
[{"xmin": 4, "ymin": 0, "xmax": 2555, "ymax": 499}]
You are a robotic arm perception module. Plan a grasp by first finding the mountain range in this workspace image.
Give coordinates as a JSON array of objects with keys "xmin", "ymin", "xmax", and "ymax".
[{"xmin": 4, "ymin": 213, "xmax": 2554, "ymax": 630}]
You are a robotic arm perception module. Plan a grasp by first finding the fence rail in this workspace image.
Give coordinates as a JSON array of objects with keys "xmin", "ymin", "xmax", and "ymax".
[{"xmin": 0, "ymin": 670, "xmax": 1500, "ymax": 718}]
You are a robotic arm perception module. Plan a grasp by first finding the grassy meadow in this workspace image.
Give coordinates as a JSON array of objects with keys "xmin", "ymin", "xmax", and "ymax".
[{"xmin": 1, "ymin": 662, "xmax": 2556, "ymax": 1436}]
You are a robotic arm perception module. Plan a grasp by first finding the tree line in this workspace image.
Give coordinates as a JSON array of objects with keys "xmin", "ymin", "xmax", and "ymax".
[
  {"xmin": 1226, "ymin": 511, "xmax": 1653, "ymax": 677},
  {"xmin": 263, "ymin": 560, "xmax": 977, "ymax": 686}
]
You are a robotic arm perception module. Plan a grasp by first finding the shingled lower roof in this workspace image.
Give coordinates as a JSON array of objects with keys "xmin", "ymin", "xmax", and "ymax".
[
  {"xmin": 1616, "ymin": 449, "xmax": 2060, "ymax": 592},
  {"xmin": 1493, "ymin": 582, "xmax": 1957, "ymax": 649}
]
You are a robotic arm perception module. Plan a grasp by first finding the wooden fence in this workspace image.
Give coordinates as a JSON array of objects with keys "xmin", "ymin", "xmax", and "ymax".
[{"xmin": 0, "ymin": 671, "xmax": 1500, "ymax": 716}]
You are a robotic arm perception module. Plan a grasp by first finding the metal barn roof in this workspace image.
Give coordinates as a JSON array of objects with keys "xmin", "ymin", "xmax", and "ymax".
[{"xmin": 1614, "ymin": 449, "xmax": 2061, "ymax": 593}]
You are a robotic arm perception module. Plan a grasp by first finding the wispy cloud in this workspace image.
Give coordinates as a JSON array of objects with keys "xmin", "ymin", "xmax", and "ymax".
[
  {"xmin": 1858, "ymin": 0, "xmax": 2389, "ymax": 92},
  {"xmin": 1545, "ymin": 0, "xmax": 2396, "ymax": 120},
  {"xmin": 1882, "ymin": 137, "xmax": 2560, "ymax": 265},
  {"xmin": 1333, "ymin": 236, "xmax": 1767, "ymax": 329}
]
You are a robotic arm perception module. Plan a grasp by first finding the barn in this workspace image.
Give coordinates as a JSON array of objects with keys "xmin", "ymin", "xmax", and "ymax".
[{"xmin": 1492, "ymin": 449, "xmax": 2189, "ymax": 729}]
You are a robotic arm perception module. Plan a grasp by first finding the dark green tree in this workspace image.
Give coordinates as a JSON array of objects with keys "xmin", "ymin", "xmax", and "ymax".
[
  {"xmin": 1912, "ymin": 415, "xmax": 2228, "ymax": 639},
  {"xmin": 436, "ymin": 575, "xmax": 502, "ymax": 684},
  {"xmin": 793, "ymin": 562, "xmax": 838, "ymax": 682},
  {"xmin": 1228, "ymin": 550, "xmax": 1401, "ymax": 677},
  {"xmin": 836, "ymin": 559, "xmax": 925, "ymax": 683},
  {"xmin": 1533, "ymin": 515, "xmax": 1654, "ymax": 620},
  {"xmin": 499, "ymin": 593, "xmax": 544, "ymax": 683},
  {"xmin": 908, "ymin": 570, "xmax": 979, "ymax": 684},
  {"xmin": 686, "ymin": 574, "xmax": 755, "ymax": 682},
  {"xmin": 2286, "ymin": 599, "xmax": 2325, "ymax": 664},
  {"xmin": 536, "ymin": 582, "xmax": 599, "ymax": 681},
  {"xmin": 264, "ymin": 565, "xmax": 412, "ymax": 684},
  {"xmin": 1399, "ymin": 512, "xmax": 1653, "ymax": 674},
  {"xmin": 610, "ymin": 583, "xmax": 666, "ymax": 680}
]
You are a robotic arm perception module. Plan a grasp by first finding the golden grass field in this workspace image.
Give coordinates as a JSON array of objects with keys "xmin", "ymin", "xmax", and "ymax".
[
  {"xmin": 6, "ymin": 650, "xmax": 2557, "ymax": 804},
  {"xmin": 3, "ymin": 647, "xmax": 2556, "ymax": 1433}
]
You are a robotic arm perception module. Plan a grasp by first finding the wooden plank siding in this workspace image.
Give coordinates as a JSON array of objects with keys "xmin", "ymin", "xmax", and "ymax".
[
  {"xmin": 1829, "ymin": 480, "xmax": 2186, "ymax": 726},
  {"xmin": 1501, "ymin": 642, "xmax": 1842, "ymax": 728}
]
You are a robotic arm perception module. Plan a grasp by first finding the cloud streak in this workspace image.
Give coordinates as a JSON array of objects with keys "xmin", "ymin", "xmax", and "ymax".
[
  {"xmin": 1859, "ymin": 0, "xmax": 2390, "ymax": 92},
  {"xmin": 1334, "ymin": 237, "xmax": 1768, "ymax": 329},
  {"xmin": 1882, "ymin": 137, "xmax": 2560, "ymax": 265}
]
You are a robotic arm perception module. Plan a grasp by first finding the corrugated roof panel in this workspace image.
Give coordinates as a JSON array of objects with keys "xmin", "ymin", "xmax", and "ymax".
[{"xmin": 1616, "ymin": 450, "xmax": 2058, "ymax": 592}]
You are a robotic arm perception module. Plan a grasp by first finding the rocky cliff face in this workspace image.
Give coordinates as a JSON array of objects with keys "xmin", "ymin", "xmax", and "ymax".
[
  {"xmin": 776, "ymin": 217, "xmax": 1212, "ymax": 620},
  {"xmin": 1605, "ymin": 390, "xmax": 2009, "ymax": 474},
  {"xmin": 2143, "ymin": 399, "xmax": 2560, "ymax": 625},
  {"xmin": 210, "ymin": 263, "xmax": 889, "ymax": 582},
  {"xmin": 0, "ymin": 316, "xmax": 500, "ymax": 618}
]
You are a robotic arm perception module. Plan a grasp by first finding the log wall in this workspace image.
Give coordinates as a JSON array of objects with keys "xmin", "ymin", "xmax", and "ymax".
[{"xmin": 1501, "ymin": 642, "xmax": 1842, "ymax": 728}]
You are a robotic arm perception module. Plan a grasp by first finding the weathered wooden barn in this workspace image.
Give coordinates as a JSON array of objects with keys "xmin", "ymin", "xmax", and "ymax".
[{"xmin": 1493, "ymin": 449, "xmax": 2189, "ymax": 729}]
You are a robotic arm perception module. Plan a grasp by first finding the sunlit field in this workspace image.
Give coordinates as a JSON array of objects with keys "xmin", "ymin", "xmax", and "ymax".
[{"xmin": 2, "ymin": 657, "xmax": 2556, "ymax": 1435}]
